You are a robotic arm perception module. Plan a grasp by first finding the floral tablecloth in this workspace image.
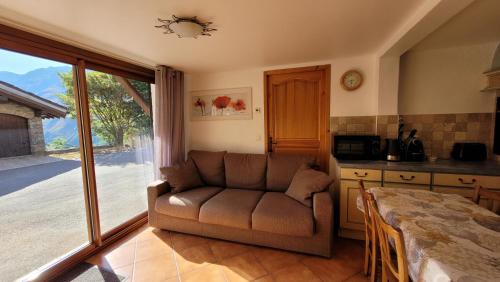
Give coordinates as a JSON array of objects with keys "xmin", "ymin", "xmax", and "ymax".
[{"xmin": 357, "ymin": 187, "xmax": 500, "ymax": 282}]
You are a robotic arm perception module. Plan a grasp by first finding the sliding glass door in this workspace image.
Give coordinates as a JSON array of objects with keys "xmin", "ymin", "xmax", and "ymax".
[
  {"xmin": 0, "ymin": 49, "xmax": 91, "ymax": 281},
  {"xmin": 0, "ymin": 47, "xmax": 153, "ymax": 280},
  {"xmin": 82, "ymin": 69, "xmax": 153, "ymax": 234}
]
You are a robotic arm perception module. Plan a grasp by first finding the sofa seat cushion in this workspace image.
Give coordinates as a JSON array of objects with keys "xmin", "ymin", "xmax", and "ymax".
[
  {"xmin": 224, "ymin": 153, "xmax": 267, "ymax": 190},
  {"xmin": 252, "ymin": 192, "xmax": 314, "ymax": 237},
  {"xmin": 199, "ymin": 189, "xmax": 264, "ymax": 229},
  {"xmin": 155, "ymin": 186, "xmax": 223, "ymax": 220}
]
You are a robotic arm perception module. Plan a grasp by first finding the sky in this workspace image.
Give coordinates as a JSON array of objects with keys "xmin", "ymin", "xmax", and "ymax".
[{"xmin": 0, "ymin": 48, "xmax": 67, "ymax": 74}]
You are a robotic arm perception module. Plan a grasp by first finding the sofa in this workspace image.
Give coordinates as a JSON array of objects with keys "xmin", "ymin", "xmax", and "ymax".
[{"xmin": 147, "ymin": 150, "xmax": 334, "ymax": 257}]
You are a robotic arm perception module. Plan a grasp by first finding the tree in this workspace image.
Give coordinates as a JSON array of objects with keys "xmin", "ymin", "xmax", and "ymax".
[
  {"xmin": 58, "ymin": 71, "xmax": 152, "ymax": 147},
  {"xmin": 47, "ymin": 137, "xmax": 69, "ymax": 150}
]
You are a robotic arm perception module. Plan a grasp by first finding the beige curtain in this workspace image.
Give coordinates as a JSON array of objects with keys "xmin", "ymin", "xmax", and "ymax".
[{"xmin": 153, "ymin": 65, "xmax": 185, "ymax": 177}]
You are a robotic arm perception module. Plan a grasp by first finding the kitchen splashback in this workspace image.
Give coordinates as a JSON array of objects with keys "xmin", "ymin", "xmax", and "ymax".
[{"xmin": 331, "ymin": 113, "xmax": 494, "ymax": 159}]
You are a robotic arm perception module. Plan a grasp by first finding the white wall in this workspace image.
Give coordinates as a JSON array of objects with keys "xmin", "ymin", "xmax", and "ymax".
[
  {"xmin": 398, "ymin": 42, "xmax": 499, "ymax": 114},
  {"xmin": 185, "ymin": 55, "xmax": 378, "ymax": 153}
]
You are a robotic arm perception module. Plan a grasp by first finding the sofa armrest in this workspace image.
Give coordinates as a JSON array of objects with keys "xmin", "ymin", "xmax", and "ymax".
[
  {"xmin": 313, "ymin": 191, "xmax": 333, "ymax": 222},
  {"xmin": 147, "ymin": 180, "xmax": 170, "ymax": 227}
]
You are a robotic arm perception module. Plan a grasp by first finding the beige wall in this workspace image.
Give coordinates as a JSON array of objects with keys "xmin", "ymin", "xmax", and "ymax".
[
  {"xmin": 185, "ymin": 55, "xmax": 378, "ymax": 153},
  {"xmin": 398, "ymin": 42, "xmax": 499, "ymax": 115}
]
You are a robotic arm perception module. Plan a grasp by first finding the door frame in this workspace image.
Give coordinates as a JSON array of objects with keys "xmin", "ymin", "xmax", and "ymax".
[{"xmin": 263, "ymin": 64, "xmax": 331, "ymax": 172}]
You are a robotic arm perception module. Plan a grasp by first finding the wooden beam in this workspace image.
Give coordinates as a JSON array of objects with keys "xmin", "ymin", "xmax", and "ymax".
[{"xmin": 113, "ymin": 75, "xmax": 151, "ymax": 116}]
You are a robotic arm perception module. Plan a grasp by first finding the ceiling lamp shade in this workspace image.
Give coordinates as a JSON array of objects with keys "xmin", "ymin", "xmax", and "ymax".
[{"xmin": 155, "ymin": 15, "xmax": 216, "ymax": 38}]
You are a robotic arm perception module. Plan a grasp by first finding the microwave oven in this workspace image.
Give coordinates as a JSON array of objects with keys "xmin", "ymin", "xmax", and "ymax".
[{"xmin": 332, "ymin": 135, "xmax": 381, "ymax": 160}]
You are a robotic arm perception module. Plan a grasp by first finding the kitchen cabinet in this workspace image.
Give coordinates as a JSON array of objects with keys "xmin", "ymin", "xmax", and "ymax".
[{"xmin": 338, "ymin": 163, "xmax": 500, "ymax": 239}]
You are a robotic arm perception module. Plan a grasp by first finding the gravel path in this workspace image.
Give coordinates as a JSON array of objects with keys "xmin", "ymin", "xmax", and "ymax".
[{"xmin": 0, "ymin": 152, "xmax": 153, "ymax": 281}]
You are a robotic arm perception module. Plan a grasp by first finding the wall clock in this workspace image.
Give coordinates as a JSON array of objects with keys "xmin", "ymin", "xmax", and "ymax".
[{"xmin": 340, "ymin": 70, "xmax": 363, "ymax": 91}]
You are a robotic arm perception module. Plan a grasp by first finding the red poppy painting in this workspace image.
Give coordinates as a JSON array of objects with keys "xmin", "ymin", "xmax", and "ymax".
[
  {"xmin": 191, "ymin": 87, "xmax": 252, "ymax": 121},
  {"xmin": 212, "ymin": 96, "xmax": 231, "ymax": 113}
]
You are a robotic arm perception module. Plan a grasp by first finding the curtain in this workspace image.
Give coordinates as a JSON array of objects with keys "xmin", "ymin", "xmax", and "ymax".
[{"xmin": 153, "ymin": 65, "xmax": 185, "ymax": 178}]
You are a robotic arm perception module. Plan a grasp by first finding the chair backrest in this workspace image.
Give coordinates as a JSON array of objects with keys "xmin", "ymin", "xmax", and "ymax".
[
  {"xmin": 472, "ymin": 185, "xmax": 500, "ymax": 214},
  {"xmin": 358, "ymin": 180, "xmax": 373, "ymax": 228},
  {"xmin": 367, "ymin": 196, "xmax": 409, "ymax": 282}
]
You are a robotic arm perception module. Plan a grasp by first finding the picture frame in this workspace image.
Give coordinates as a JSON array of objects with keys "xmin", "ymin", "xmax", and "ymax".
[{"xmin": 190, "ymin": 87, "xmax": 252, "ymax": 121}]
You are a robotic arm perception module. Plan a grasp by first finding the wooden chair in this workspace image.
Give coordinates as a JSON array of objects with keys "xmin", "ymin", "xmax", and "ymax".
[
  {"xmin": 358, "ymin": 180, "xmax": 377, "ymax": 282},
  {"xmin": 367, "ymin": 196, "xmax": 409, "ymax": 282},
  {"xmin": 472, "ymin": 185, "xmax": 500, "ymax": 214}
]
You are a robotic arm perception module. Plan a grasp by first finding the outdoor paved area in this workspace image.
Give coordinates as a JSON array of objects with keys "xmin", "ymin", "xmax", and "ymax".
[{"xmin": 0, "ymin": 151, "xmax": 153, "ymax": 281}]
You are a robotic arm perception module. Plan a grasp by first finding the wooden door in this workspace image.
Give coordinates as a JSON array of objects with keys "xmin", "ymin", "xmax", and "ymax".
[
  {"xmin": 265, "ymin": 65, "xmax": 331, "ymax": 171},
  {"xmin": 0, "ymin": 113, "xmax": 31, "ymax": 157}
]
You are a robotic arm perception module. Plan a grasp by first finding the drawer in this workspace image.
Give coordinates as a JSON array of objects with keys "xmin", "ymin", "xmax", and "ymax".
[
  {"xmin": 433, "ymin": 173, "xmax": 500, "ymax": 189},
  {"xmin": 434, "ymin": 186, "xmax": 489, "ymax": 207},
  {"xmin": 383, "ymin": 182, "xmax": 430, "ymax": 190},
  {"xmin": 340, "ymin": 168, "xmax": 382, "ymax": 181},
  {"xmin": 384, "ymin": 170, "xmax": 431, "ymax": 185}
]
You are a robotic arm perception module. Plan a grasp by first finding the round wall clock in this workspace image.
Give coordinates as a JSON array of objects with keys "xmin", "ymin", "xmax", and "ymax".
[{"xmin": 340, "ymin": 70, "xmax": 363, "ymax": 91}]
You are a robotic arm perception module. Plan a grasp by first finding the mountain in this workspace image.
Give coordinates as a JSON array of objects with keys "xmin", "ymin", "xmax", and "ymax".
[
  {"xmin": 0, "ymin": 66, "xmax": 71, "ymax": 103},
  {"xmin": 0, "ymin": 66, "xmax": 105, "ymax": 148}
]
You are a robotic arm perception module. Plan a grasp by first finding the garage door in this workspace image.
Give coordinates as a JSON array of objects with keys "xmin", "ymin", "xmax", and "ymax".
[{"xmin": 0, "ymin": 113, "xmax": 31, "ymax": 157}]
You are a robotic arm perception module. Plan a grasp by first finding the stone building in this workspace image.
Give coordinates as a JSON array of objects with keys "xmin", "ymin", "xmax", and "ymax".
[{"xmin": 0, "ymin": 81, "xmax": 67, "ymax": 158}]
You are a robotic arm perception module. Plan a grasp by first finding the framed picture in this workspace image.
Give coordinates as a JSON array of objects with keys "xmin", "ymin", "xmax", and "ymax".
[{"xmin": 191, "ymin": 87, "xmax": 252, "ymax": 121}]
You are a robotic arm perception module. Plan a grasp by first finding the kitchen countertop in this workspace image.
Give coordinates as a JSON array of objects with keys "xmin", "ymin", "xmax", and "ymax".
[{"xmin": 336, "ymin": 159, "xmax": 500, "ymax": 176}]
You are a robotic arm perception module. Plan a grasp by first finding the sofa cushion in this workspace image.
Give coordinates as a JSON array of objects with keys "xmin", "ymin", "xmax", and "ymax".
[
  {"xmin": 224, "ymin": 153, "xmax": 267, "ymax": 190},
  {"xmin": 155, "ymin": 186, "xmax": 223, "ymax": 220},
  {"xmin": 160, "ymin": 159, "xmax": 204, "ymax": 193},
  {"xmin": 286, "ymin": 166, "xmax": 334, "ymax": 207},
  {"xmin": 199, "ymin": 189, "xmax": 264, "ymax": 229},
  {"xmin": 252, "ymin": 192, "xmax": 314, "ymax": 237},
  {"xmin": 189, "ymin": 150, "xmax": 226, "ymax": 187},
  {"xmin": 266, "ymin": 153, "xmax": 316, "ymax": 192}
]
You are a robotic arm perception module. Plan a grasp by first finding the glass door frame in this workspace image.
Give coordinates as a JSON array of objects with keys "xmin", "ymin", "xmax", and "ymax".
[{"xmin": 0, "ymin": 23, "xmax": 154, "ymax": 281}]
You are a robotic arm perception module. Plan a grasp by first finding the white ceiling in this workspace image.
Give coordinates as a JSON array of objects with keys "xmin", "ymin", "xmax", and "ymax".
[
  {"xmin": 0, "ymin": 0, "xmax": 425, "ymax": 73},
  {"xmin": 412, "ymin": 0, "xmax": 500, "ymax": 51}
]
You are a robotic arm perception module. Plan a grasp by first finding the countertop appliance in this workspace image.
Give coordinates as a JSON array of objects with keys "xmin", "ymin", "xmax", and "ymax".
[
  {"xmin": 385, "ymin": 138, "xmax": 400, "ymax": 161},
  {"xmin": 403, "ymin": 129, "xmax": 425, "ymax": 161},
  {"xmin": 333, "ymin": 135, "xmax": 380, "ymax": 160},
  {"xmin": 451, "ymin": 143, "xmax": 487, "ymax": 161}
]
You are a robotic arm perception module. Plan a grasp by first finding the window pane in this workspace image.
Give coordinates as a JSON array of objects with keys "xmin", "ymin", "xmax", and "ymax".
[
  {"xmin": 0, "ymin": 49, "xmax": 89, "ymax": 280},
  {"xmin": 84, "ymin": 69, "xmax": 154, "ymax": 233}
]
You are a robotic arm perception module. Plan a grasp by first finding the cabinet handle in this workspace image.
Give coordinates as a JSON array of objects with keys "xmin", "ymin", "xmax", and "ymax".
[
  {"xmin": 400, "ymin": 175, "xmax": 415, "ymax": 181},
  {"xmin": 458, "ymin": 178, "xmax": 476, "ymax": 185},
  {"xmin": 354, "ymin": 172, "xmax": 368, "ymax": 178}
]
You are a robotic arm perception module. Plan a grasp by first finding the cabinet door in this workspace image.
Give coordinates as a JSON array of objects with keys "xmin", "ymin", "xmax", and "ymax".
[
  {"xmin": 340, "ymin": 180, "xmax": 381, "ymax": 231},
  {"xmin": 383, "ymin": 183, "xmax": 430, "ymax": 190}
]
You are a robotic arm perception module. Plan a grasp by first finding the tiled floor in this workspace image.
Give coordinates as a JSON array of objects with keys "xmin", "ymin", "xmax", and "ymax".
[{"xmin": 85, "ymin": 225, "xmax": 368, "ymax": 282}]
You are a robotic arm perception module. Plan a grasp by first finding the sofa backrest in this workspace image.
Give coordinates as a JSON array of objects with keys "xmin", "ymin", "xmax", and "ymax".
[
  {"xmin": 188, "ymin": 150, "xmax": 227, "ymax": 187},
  {"xmin": 187, "ymin": 150, "xmax": 317, "ymax": 191},
  {"xmin": 224, "ymin": 153, "xmax": 267, "ymax": 190},
  {"xmin": 266, "ymin": 153, "xmax": 317, "ymax": 192}
]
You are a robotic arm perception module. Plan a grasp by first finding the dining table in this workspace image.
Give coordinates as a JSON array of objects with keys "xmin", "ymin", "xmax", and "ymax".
[{"xmin": 357, "ymin": 187, "xmax": 500, "ymax": 282}]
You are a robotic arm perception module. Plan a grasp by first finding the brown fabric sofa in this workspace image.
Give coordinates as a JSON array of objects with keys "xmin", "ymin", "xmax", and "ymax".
[{"xmin": 147, "ymin": 151, "xmax": 333, "ymax": 257}]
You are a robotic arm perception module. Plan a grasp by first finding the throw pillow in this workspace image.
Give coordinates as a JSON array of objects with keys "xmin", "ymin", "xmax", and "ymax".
[
  {"xmin": 285, "ymin": 166, "xmax": 334, "ymax": 207},
  {"xmin": 161, "ymin": 159, "xmax": 204, "ymax": 193}
]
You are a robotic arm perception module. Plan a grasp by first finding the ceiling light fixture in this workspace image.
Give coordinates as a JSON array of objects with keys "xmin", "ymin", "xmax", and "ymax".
[{"xmin": 155, "ymin": 15, "xmax": 216, "ymax": 38}]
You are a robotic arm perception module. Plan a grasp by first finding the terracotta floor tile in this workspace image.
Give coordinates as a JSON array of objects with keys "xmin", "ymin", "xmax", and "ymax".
[
  {"xmin": 253, "ymin": 275, "xmax": 275, "ymax": 282},
  {"xmin": 301, "ymin": 239, "xmax": 364, "ymax": 282},
  {"xmin": 80, "ymin": 226, "xmax": 371, "ymax": 282},
  {"xmin": 135, "ymin": 237, "xmax": 174, "ymax": 262},
  {"xmin": 175, "ymin": 244, "xmax": 218, "ymax": 274},
  {"xmin": 271, "ymin": 263, "xmax": 321, "ymax": 282},
  {"xmin": 86, "ymin": 242, "xmax": 136, "ymax": 270},
  {"xmin": 180, "ymin": 264, "xmax": 227, "ymax": 282},
  {"xmin": 344, "ymin": 271, "xmax": 370, "ymax": 282},
  {"xmin": 220, "ymin": 252, "xmax": 268, "ymax": 281},
  {"xmin": 210, "ymin": 240, "xmax": 254, "ymax": 260},
  {"xmin": 170, "ymin": 232, "xmax": 211, "ymax": 251},
  {"xmin": 132, "ymin": 255, "xmax": 178, "ymax": 282},
  {"xmin": 251, "ymin": 247, "xmax": 303, "ymax": 273}
]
